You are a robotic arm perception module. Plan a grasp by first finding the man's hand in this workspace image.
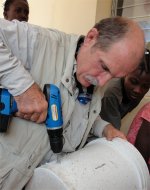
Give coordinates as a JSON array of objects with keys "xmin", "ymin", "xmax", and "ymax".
[
  {"xmin": 103, "ymin": 124, "xmax": 127, "ymax": 141},
  {"xmin": 14, "ymin": 83, "xmax": 48, "ymax": 123}
]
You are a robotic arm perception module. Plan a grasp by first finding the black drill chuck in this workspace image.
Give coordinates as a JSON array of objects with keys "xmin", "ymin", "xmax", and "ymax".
[{"xmin": 47, "ymin": 128, "xmax": 63, "ymax": 153}]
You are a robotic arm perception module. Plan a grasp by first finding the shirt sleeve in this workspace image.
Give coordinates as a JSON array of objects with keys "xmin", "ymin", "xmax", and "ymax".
[
  {"xmin": 100, "ymin": 96, "xmax": 121, "ymax": 129},
  {"xmin": 127, "ymin": 103, "xmax": 150, "ymax": 145},
  {"xmin": 0, "ymin": 39, "xmax": 34, "ymax": 96},
  {"xmin": 92, "ymin": 116, "xmax": 110, "ymax": 137},
  {"xmin": 140, "ymin": 103, "xmax": 150, "ymax": 122}
]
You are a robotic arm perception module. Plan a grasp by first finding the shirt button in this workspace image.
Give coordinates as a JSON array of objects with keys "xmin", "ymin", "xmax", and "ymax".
[
  {"xmin": 66, "ymin": 78, "xmax": 69, "ymax": 83},
  {"xmin": 93, "ymin": 110, "xmax": 97, "ymax": 114}
]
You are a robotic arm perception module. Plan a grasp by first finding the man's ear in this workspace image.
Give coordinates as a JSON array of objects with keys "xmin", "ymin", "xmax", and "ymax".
[{"xmin": 84, "ymin": 28, "xmax": 99, "ymax": 45}]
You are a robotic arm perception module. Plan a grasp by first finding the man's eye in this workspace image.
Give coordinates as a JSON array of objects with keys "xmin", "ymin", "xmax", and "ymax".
[
  {"xmin": 16, "ymin": 8, "xmax": 22, "ymax": 13},
  {"xmin": 102, "ymin": 64, "xmax": 109, "ymax": 72},
  {"xmin": 130, "ymin": 78, "xmax": 138, "ymax": 85}
]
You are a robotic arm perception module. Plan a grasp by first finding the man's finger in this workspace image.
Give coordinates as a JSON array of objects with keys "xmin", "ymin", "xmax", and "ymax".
[{"xmin": 36, "ymin": 111, "xmax": 47, "ymax": 124}]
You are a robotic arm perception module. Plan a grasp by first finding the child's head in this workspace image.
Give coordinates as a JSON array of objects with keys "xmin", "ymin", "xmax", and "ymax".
[
  {"xmin": 3, "ymin": 0, "xmax": 29, "ymax": 22},
  {"xmin": 124, "ymin": 49, "xmax": 150, "ymax": 101}
]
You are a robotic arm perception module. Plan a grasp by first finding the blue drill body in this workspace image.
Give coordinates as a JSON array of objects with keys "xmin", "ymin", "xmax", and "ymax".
[
  {"xmin": 0, "ymin": 88, "xmax": 17, "ymax": 115},
  {"xmin": 0, "ymin": 84, "xmax": 63, "ymax": 153},
  {"xmin": 44, "ymin": 84, "xmax": 63, "ymax": 129}
]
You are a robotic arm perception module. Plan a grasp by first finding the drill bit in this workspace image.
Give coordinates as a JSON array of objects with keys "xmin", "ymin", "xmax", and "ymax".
[{"xmin": 56, "ymin": 153, "xmax": 61, "ymax": 163}]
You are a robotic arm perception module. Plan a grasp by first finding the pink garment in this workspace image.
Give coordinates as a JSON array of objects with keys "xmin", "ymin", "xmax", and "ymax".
[{"xmin": 127, "ymin": 102, "xmax": 150, "ymax": 145}]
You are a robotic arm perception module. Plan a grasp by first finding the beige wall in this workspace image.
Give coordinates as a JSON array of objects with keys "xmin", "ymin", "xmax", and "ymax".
[
  {"xmin": 29, "ymin": 0, "xmax": 112, "ymax": 34},
  {"xmin": 96, "ymin": 0, "xmax": 112, "ymax": 22},
  {"xmin": 0, "ymin": 0, "xmax": 112, "ymax": 34},
  {"xmin": 45, "ymin": 0, "xmax": 97, "ymax": 35}
]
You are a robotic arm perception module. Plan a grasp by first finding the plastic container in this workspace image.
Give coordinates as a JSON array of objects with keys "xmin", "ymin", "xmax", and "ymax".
[{"xmin": 25, "ymin": 138, "xmax": 150, "ymax": 190}]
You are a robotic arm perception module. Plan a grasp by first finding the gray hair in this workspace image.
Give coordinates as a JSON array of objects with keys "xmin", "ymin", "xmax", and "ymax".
[{"xmin": 93, "ymin": 16, "xmax": 131, "ymax": 50}]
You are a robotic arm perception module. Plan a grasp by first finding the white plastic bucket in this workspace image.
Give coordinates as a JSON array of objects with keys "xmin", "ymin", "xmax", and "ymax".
[{"xmin": 25, "ymin": 138, "xmax": 150, "ymax": 190}]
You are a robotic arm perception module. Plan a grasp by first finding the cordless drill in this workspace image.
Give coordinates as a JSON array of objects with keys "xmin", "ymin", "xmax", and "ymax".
[{"xmin": 0, "ymin": 84, "xmax": 63, "ymax": 154}]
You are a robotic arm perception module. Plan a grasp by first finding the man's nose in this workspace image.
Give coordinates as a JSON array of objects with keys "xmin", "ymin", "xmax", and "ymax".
[
  {"xmin": 98, "ymin": 74, "xmax": 112, "ymax": 87},
  {"xmin": 133, "ymin": 86, "xmax": 142, "ymax": 94}
]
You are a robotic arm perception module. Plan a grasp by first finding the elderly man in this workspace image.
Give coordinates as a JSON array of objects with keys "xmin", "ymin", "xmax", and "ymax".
[{"xmin": 0, "ymin": 16, "xmax": 145, "ymax": 189}]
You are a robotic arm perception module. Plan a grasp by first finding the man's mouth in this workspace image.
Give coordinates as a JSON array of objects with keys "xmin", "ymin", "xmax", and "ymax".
[
  {"xmin": 85, "ymin": 75, "xmax": 98, "ymax": 86},
  {"xmin": 129, "ymin": 93, "xmax": 140, "ymax": 100}
]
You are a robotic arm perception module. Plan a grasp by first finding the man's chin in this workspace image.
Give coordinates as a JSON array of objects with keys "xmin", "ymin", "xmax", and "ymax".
[
  {"xmin": 82, "ymin": 82, "xmax": 90, "ymax": 88},
  {"xmin": 78, "ymin": 75, "xmax": 93, "ymax": 87},
  {"xmin": 84, "ymin": 75, "xmax": 98, "ymax": 86},
  {"xmin": 80, "ymin": 79, "xmax": 91, "ymax": 87},
  {"xmin": 129, "ymin": 95, "xmax": 141, "ymax": 101}
]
